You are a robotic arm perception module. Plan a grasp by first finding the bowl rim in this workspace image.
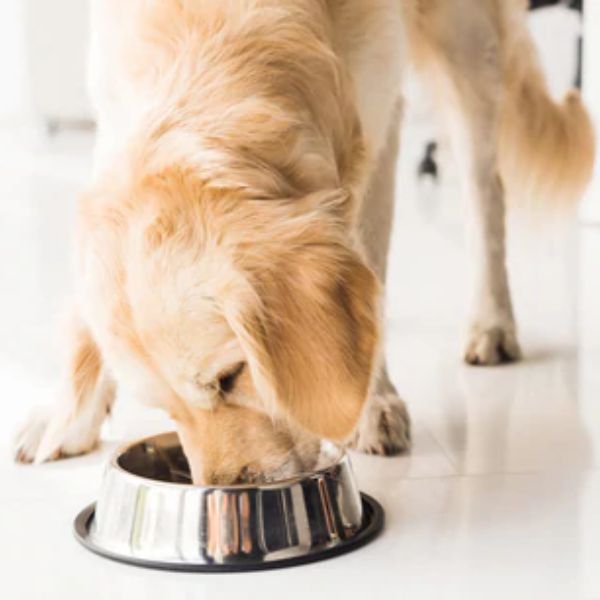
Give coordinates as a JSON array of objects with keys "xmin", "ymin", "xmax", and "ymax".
[
  {"xmin": 74, "ymin": 493, "xmax": 384, "ymax": 572},
  {"xmin": 108, "ymin": 431, "xmax": 349, "ymax": 492}
]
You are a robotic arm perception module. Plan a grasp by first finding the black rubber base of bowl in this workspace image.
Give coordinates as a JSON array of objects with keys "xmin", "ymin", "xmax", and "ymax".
[{"xmin": 73, "ymin": 493, "xmax": 384, "ymax": 573}]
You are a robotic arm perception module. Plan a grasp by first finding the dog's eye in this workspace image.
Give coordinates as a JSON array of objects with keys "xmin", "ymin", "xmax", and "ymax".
[{"xmin": 218, "ymin": 362, "xmax": 245, "ymax": 394}]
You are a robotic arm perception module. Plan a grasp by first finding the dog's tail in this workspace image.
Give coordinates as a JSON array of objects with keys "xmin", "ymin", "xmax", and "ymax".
[{"xmin": 498, "ymin": 1, "xmax": 595, "ymax": 210}]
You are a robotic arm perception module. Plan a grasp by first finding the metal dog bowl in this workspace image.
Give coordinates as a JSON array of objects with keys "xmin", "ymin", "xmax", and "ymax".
[{"xmin": 74, "ymin": 432, "xmax": 384, "ymax": 571}]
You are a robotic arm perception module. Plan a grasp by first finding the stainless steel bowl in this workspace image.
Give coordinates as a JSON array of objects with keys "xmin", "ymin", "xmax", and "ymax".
[{"xmin": 74, "ymin": 432, "xmax": 383, "ymax": 571}]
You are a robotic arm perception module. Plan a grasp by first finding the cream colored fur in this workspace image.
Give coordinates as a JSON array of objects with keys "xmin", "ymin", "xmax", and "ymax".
[
  {"xmin": 499, "ymin": 0, "xmax": 595, "ymax": 209},
  {"xmin": 14, "ymin": 0, "xmax": 595, "ymax": 481}
]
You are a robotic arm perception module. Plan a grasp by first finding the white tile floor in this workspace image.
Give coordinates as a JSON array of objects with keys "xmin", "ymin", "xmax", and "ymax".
[{"xmin": 1, "ymin": 118, "xmax": 599, "ymax": 600}]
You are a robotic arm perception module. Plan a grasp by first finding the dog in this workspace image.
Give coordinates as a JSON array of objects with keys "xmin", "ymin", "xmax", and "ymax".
[{"xmin": 14, "ymin": 0, "xmax": 595, "ymax": 484}]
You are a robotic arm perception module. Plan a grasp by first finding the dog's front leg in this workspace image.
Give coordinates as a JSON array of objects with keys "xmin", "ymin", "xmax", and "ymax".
[
  {"xmin": 14, "ymin": 314, "xmax": 115, "ymax": 463},
  {"xmin": 351, "ymin": 100, "xmax": 411, "ymax": 455}
]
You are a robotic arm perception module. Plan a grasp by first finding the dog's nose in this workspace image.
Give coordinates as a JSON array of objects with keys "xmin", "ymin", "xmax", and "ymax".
[
  {"xmin": 202, "ymin": 465, "xmax": 263, "ymax": 486},
  {"xmin": 232, "ymin": 465, "xmax": 263, "ymax": 485}
]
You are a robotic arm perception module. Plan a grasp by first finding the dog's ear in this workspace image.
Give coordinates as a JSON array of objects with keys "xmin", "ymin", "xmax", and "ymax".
[{"xmin": 227, "ymin": 231, "xmax": 380, "ymax": 442}]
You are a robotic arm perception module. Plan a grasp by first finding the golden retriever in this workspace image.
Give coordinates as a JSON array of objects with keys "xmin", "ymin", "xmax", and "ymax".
[{"xmin": 14, "ymin": 0, "xmax": 594, "ymax": 484}]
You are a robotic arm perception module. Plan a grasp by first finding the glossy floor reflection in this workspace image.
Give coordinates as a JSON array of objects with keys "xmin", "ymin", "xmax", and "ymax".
[{"xmin": 0, "ymin": 125, "xmax": 599, "ymax": 599}]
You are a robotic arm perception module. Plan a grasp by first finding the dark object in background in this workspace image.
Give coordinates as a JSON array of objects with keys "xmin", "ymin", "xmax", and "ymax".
[
  {"xmin": 529, "ymin": 0, "xmax": 581, "ymax": 11},
  {"xmin": 415, "ymin": 0, "xmax": 584, "ymax": 187},
  {"xmin": 417, "ymin": 141, "xmax": 439, "ymax": 182}
]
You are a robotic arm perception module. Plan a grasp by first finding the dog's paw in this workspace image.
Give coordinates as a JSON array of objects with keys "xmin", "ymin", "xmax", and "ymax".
[
  {"xmin": 13, "ymin": 405, "xmax": 100, "ymax": 464},
  {"xmin": 13, "ymin": 406, "xmax": 53, "ymax": 463},
  {"xmin": 350, "ymin": 392, "xmax": 411, "ymax": 456},
  {"xmin": 464, "ymin": 325, "xmax": 521, "ymax": 366}
]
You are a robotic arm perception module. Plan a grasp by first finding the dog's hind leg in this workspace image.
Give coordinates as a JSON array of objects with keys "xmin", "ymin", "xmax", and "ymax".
[
  {"xmin": 14, "ymin": 315, "xmax": 116, "ymax": 463},
  {"xmin": 446, "ymin": 37, "xmax": 521, "ymax": 365},
  {"xmin": 450, "ymin": 85, "xmax": 521, "ymax": 365},
  {"xmin": 405, "ymin": 2, "xmax": 521, "ymax": 366},
  {"xmin": 351, "ymin": 99, "xmax": 411, "ymax": 455}
]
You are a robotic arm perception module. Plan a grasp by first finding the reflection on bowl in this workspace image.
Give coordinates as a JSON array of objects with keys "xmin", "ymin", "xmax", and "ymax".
[{"xmin": 74, "ymin": 432, "xmax": 384, "ymax": 571}]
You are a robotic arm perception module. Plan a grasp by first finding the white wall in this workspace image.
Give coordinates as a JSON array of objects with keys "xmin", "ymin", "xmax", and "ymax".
[
  {"xmin": 0, "ymin": 1, "xmax": 31, "ymax": 125},
  {"xmin": 0, "ymin": 0, "xmax": 91, "ymax": 128},
  {"xmin": 529, "ymin": 6, "xmax": 581, "ymax": 99},
  {"xmin": 25, "ymin": 0, "xmax": 91, "ymax": 123}
]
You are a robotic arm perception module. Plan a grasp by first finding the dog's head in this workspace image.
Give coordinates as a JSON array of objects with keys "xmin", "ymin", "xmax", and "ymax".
[{"xmin": 80, "ymin": 168, "xmax": 379, "ymax": 484}]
